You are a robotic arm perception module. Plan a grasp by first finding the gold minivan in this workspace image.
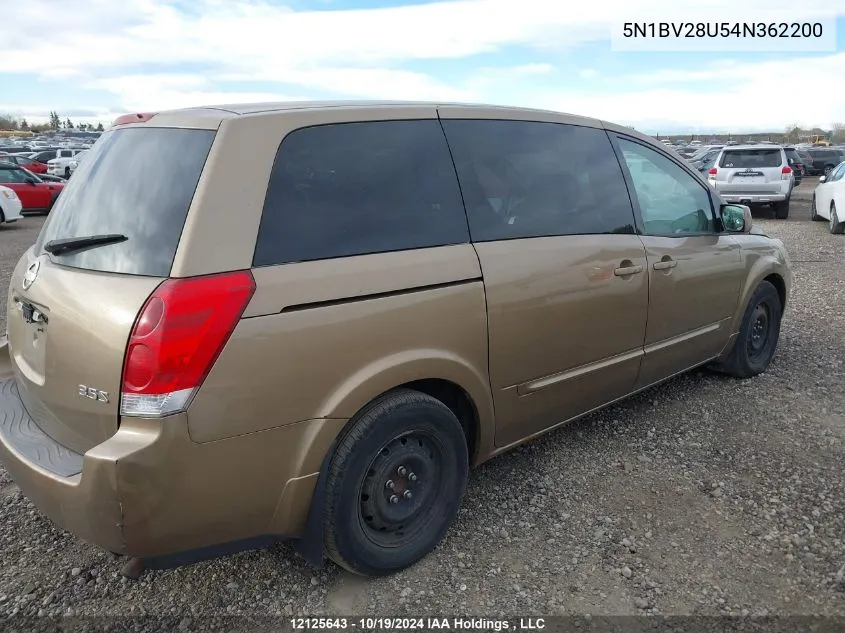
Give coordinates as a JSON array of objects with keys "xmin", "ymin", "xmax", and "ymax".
[{"xmin": 0, "ymin": 102, "xmax": 791, "ymax": 577}]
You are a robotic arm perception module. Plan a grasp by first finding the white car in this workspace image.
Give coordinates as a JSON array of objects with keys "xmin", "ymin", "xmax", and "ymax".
[
  {"xmin": 812, "ymin": 160, "xmax": 845, "ymax": 234},
  {"xmin": 0, "ymin": 185, "xmax": 23, "ymax": 225},
  {"xmin": 67, "ymin": 150, "xmax": 90, "ymax": 176}
]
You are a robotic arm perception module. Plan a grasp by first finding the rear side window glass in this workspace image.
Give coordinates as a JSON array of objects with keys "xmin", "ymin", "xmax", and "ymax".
[
  {"xmin": 254, "ymin": 120, "xmax": 469, "ymax": 266},
  {"xmin": 440, "ymin": 119, "xmax": 635, "ymax": 241},
  {"xmin": 35, "ymin": 127, "xmax": 215, "ymax": 276},
  {"xmin": 719, "ymin": 149, "xmax": 782, "ymax": 168}
]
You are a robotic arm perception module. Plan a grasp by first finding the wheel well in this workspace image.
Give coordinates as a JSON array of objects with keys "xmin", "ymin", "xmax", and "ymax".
[
  {"xmin": 763, "ymin": 273, "xmax": 786, "ymax": 310},
  {"xmin": 400, "ymin": 379, "xmax": 479, "ymax": 462}
]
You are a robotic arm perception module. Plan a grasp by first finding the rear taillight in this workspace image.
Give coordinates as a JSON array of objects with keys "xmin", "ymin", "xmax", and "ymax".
[
  {"xmin": 120, "ymin": 270, "xmax": 256, "ymax": 417},
  {"xmin": 708, "ymin": 168, "xmax": 717, "ymax": 179},
  {"xmin": 781, "ymin": 165, "xmax": 792, "ymax": 180}
]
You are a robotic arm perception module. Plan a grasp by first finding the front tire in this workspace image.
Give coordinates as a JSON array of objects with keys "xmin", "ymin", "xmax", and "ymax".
[
  {"xmin": 811, "ymin": 195, "xmax": 823, "ymax": 221},
  {"xmin": 830, "ymin": 203, "xmax": 844, "ymax": 235},
  {"xmin": 712, "ymin": 281, "xmax": 782, "ymax": 379},
  {"xmin": 323, "ymin": 389, "xmax": 469, "ymax": 576}
]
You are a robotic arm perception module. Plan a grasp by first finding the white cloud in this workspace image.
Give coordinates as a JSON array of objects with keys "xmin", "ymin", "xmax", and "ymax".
[
  {"xmin": 0, "ymin": 0, "xmax": 843, "ymax": 130},
  {"xmin": 531, "ymin": 53, "xmax": 845, "ymax": 131}
]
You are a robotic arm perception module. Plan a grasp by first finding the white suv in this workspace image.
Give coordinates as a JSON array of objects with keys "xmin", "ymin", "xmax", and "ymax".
[{"xmin": 708, "ymin": 145, "xmax": 794, "ymax": 219}]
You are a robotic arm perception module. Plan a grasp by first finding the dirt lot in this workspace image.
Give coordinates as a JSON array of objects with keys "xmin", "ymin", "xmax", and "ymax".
[{"xmin": 0, "ymin": 181, "xmax": 843, "ymax": 620}]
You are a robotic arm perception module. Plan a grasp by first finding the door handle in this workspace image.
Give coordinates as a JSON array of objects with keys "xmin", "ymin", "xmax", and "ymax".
[
  {"xmin": 653, "ymin": 260, "xmax": 678, "ymax": 270},
  {"xmin": 614, "ymin": 265, "xmax": 644, "ymax": 276}
]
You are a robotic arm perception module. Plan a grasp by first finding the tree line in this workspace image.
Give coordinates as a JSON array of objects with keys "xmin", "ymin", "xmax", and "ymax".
[
  {"xmin": 0, "ymin": 111, "xmax": 105, "ymax": 133},
  {"xmin": 784, "ymin": 123, "xmax": 845, "ymax": 144}
]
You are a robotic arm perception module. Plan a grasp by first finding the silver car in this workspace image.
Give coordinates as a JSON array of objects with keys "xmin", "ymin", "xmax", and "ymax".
[{"xmin": 708, "ymin": 145, "xmax": 794, "ymax": 219}]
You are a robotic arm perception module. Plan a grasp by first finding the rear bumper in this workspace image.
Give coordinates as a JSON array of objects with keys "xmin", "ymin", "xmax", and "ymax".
[
  {"xmin": 720, "ymin": 192, "xmax": 788, "ymax": 204},
  {"xmin": 0, "ymin": 341, "xmax": 345, "ymax": 558}
]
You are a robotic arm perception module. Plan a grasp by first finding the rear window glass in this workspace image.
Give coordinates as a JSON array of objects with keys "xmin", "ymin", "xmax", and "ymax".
[
  {"xmin": 35, "ymin": 127, "xmax": 215, "ymax": 276},
  {"xmin": 719, "ymin": 149, "xmax": 782, "ymax": 168},
  {"xmin": 253, "ymin": 120, "xmax": 469, "ymax": 267}
]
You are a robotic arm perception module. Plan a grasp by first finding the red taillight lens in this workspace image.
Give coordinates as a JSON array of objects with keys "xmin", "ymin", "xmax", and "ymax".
[
  {"xmin": 120, "ymin": 270, "xmax": 256, "ymax": 417},
  {"xmin": 708, "ymin": 168, "xmax": 717, "ymax": 176},
  {"xmin": 781, "ymin": 166, "xmax": 792, "ymax": 174}
]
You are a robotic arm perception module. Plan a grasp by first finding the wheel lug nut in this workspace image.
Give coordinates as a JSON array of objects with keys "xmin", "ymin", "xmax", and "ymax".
[
  {"xmin": 408, "ymin": 473, "xmax": 417, "ymax": 481},
  {"xmin": 403, "ymin": 490, "xmax": 412, "ymax": 500},
  {"xmin": 386, "ymin": 480, "xmax": 395, "ymax": 490},
  {"xmin": 397, "ymin": 466, "xmax": 407, "ymax": 476},
  {"xmin": 389, "ymin": 495, "xmax": 399, "ymax": 504}
]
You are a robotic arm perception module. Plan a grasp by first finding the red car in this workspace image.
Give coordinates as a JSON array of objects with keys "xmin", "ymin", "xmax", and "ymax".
[
  {"xmin": 0, "ymin": 164, "xmax": 64, "ymax": 213},
  {"xmin": 2, "ymin": 155, "xmax": 49, "ymax": 174}
]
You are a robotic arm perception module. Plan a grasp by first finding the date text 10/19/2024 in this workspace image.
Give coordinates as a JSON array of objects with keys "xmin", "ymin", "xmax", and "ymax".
[{"xmin": 291, "ymin": 618, "xmax": 547, "ymax": 631}]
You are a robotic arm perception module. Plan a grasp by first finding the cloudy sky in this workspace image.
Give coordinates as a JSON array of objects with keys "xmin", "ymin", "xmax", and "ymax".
[{"xmin": 1, "ymin": 0, "xmax": 843, "ymax": 133}]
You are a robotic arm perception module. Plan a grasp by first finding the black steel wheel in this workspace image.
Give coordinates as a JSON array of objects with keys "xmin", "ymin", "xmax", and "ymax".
[
  {"xmin": 745, "ymin": 301, "xmax": 771, "ymax": 364},
  {"xmin": 323, "ymin": 389, "xmax": 468, "ymax": 576},
  {"xmin": 712, "ymin": 280, "xmax": 782, "ymax": 379}
]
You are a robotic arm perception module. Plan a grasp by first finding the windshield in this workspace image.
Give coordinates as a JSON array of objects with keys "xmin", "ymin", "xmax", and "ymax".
[
  {"xmin": 35, "ymin": 127, "xmax": 215, "ymax": 276},
  {"xmin": 0, "ymin": 166, "xmax": 38, "ymax": 183},
  {"xmin": 719, "ymin": 148, "xmax": 781, "ymax": 168}
]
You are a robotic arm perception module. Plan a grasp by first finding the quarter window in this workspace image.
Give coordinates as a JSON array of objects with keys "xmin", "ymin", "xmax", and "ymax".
[
  {"xmin": 254, "ymin": 120, "xmax": 469, "ymax": 267},
  {"xmin": 617, "ymin": 138, "xmax": 715, "ymax": 235},
  {"xmin": 440, "ymin": 119, "xmax": 636, "ymax": 241}
]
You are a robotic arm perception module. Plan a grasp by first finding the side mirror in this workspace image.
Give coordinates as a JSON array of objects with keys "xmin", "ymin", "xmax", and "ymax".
[
  {"xmin": 819, "ymin": 175, "xmax": 826, "ymax": 183},
  {"xmin": 721, "ymin": 204, "xmax": 752, "ymax": 234}
]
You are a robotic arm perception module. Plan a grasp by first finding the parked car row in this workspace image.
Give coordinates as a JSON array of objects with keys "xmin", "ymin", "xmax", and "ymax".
[
  {"xmin": 661, "ymin": 141, "xmax": 845, "ymax": 223},
  {"xmin": 0, "ymin": 143, "xmax": 91, "ymax": 182},
  {"xmin": 0, "ymin": 162, "xmax": 65, "ymax": 221}
]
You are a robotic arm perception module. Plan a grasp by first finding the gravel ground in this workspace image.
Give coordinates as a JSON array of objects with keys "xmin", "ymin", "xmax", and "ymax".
[{"xmin": 0, "ymin": 182, "xmax": 843, "ymax": 621}]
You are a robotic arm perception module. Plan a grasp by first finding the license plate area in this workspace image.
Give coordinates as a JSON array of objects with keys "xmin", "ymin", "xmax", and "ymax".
[{"xmin": 9, "ymin": 297, "xmax": 48, "ymax": 384}]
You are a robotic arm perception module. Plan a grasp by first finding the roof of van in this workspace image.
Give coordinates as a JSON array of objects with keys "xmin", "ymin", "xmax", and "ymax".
[
  {"xmin": 110, "ymin": 100, "xmax": 664, "ymax": 148},
  {"xmin": 111, "ymin": 100, "xmax": 622, "ymax": 129},
  {"xmin": 163, "ymin": 100, "xmax": 571, "ymax": 116}
]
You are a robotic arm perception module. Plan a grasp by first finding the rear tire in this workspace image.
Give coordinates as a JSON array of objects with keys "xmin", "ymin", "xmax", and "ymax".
[
  {"xmin": 811, "ymin": 195, "xmax": 823, "ymax": 221},
  {"xmin": 323, "ymin": 389, "xmax": 468, "ymax": 577},
  {"xmin": 711, "ymin": 281, "xmax": 782, "ymax": 379},
  {"xmin": 64, "ymin": 167, "xmax": 71, "ymax": 179},
  {"xmin": 773, "ymin": 198, "xmax": 790, "ymax": 219},
  {"xmin": 830, "ymin": 203, "xmax": 844, "ymax": 235}
]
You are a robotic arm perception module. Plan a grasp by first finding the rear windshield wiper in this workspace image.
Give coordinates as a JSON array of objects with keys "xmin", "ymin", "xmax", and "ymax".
[{"xmin": 43, "ymin": 234, "xmax": 128, "ymax": 255}]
